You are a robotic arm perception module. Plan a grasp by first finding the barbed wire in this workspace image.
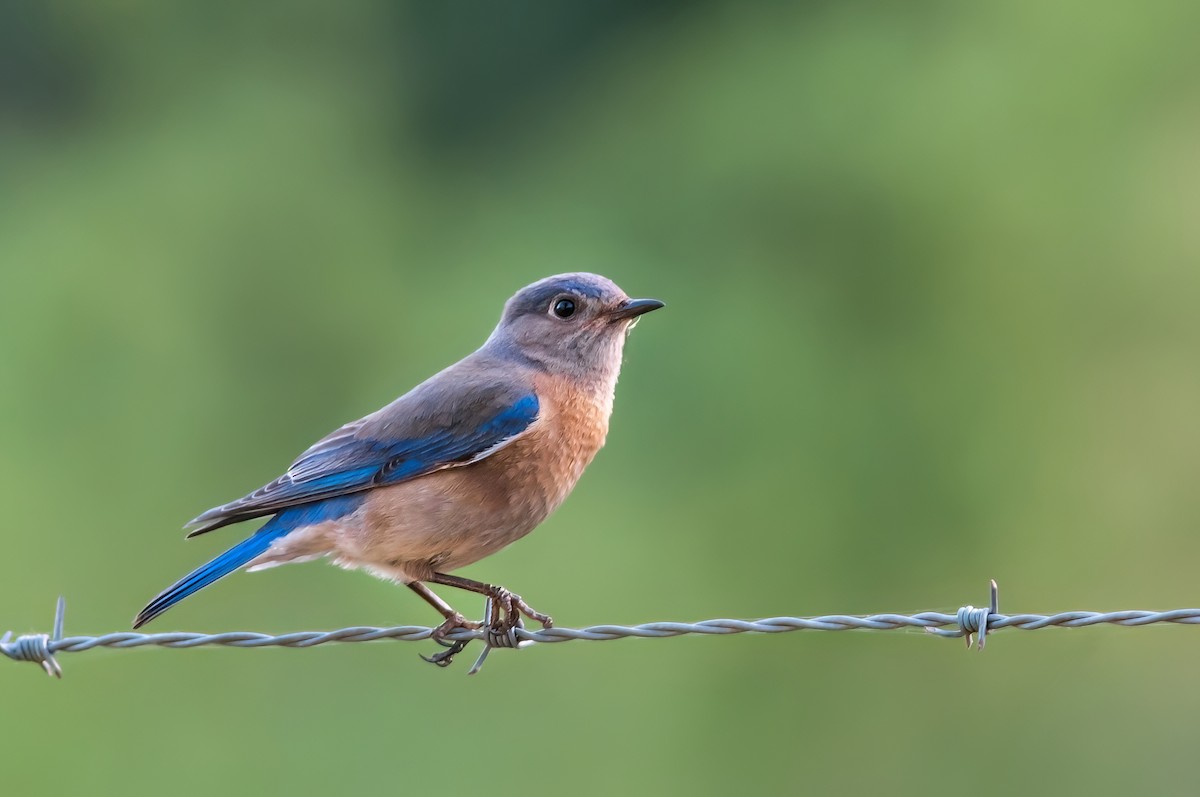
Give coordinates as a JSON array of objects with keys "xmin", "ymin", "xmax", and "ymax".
[{"xmin": 6, "ymin": 581, "xmax": 1200, "ymax": 676}]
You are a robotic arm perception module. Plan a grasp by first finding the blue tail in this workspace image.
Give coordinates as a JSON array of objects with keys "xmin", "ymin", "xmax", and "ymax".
[
  {"xmin": 133, "ymin": 494, "xmax": 364, "ymax": 629},
  {"xmin": 132, "ymin": 524, "xmax": 289, "ymax": 629}
]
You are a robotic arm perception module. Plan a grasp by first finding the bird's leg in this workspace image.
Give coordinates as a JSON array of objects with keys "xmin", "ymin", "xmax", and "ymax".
[
  {"xmin": 429, "ymin": 572, "xmax": 554, "ymax": 633},
  {"xmin": 407, "ymin": 581, "xmax": 481, "ymax": 638},
  {"xmin": 407, "ymin": 582, "xmax": 480, "ymax": 667}
]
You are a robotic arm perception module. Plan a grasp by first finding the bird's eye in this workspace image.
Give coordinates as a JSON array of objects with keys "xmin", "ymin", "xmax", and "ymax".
[{"xmin": 552, "ymin": 298, "xmax": 577, "ymax": 319}]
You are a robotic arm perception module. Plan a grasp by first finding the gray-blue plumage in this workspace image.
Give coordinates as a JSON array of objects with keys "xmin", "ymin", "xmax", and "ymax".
[{"xmin": 185, "ymin": 374, "xmax": 540, "ymax": 536}]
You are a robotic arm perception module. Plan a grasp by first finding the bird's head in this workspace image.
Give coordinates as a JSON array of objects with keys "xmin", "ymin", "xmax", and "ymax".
[{"xmin": 485, "ymin": 272, "xmax": 664, "ymax": 381}]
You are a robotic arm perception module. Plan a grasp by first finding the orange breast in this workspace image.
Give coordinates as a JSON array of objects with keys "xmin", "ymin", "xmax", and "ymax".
[{"xmin": 484, "ymin": 375, "xmax": 610, "ymax": 524}]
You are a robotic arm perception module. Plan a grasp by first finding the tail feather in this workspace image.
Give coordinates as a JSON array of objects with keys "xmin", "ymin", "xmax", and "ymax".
[
  {"xmin": 133, "ymin": 525, "xmax": 287, "ymax": 629},
  {"xmin": 135, "ymin": 494, "xmax": 365, "ymax": 629}
]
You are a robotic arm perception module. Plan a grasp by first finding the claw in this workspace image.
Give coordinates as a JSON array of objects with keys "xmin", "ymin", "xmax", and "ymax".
[
  {"xmin": 420, "ymin": 639, "xmax": 468, "ymax": 667},
  {"xmin": 489, "ymin": 588, "xmax": 553, "ymax": 634},
  {"xmin": 422, "ymin": 612, "xmax": 481, "ymax": 668},
  {"xmin": 430, "ymin": 612, "xmax": 481, "ymax": 640}
]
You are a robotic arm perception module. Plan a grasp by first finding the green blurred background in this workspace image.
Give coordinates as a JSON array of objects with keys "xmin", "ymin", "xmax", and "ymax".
[{"xmin": 4, "ymin": 2, "xmax": 1200, "ymax": 794}]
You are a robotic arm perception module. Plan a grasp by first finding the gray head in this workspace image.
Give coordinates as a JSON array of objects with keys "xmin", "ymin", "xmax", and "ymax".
[{"xmin": 483, "ymin": 273, "xmax": 663, "ymax": 381}]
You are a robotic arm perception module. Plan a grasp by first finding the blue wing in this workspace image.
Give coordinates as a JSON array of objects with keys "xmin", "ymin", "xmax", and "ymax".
[{"xmin": 185, "ymin": 383, "xmax": 539, "ymax": 537}]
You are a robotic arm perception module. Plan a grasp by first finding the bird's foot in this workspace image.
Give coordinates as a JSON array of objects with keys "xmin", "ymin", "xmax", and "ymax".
[
  {"xmin": 487, "ymin": 587, "xmax": 553, "ymax": 639},
  {"xmin": 421, "ymin": 612, "xmax": 481, "ymax": 668},
  {"xmin": 431, "ymin": 612, "xmax": 481, "ymax": 640},
  {"xmin": 418, "ymin": 592, "xmax": 552, "ymax": 671}
]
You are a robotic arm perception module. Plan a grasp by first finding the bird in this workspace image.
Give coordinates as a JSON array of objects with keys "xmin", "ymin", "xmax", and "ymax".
[{"xmin": 133, "ymin": 272, "xmax": 663, "ymax": 664}]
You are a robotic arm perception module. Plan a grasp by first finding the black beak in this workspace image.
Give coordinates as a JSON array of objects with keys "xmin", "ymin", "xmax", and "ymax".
[{"xmin": 609, "ymin": 298, "xmax": 665, "ymax": 321}]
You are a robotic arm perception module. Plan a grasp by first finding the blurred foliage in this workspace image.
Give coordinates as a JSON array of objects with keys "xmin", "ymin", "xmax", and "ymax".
[{"xmin": 4, "ymin": 2, "xmax": 1200, "ymax": 795}]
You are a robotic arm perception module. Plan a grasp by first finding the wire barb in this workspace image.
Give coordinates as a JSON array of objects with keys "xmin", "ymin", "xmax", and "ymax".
[
  {"xmin": 1, "ymin": 597, "xmax": 66, "ymax": 678},
  {"xmin": 924, "ymin": 579, "xmax": 999, "ymax": 649},
  {"xmin": 7, "ymin": 582, "xmax": 1200, "ymax": 677}
]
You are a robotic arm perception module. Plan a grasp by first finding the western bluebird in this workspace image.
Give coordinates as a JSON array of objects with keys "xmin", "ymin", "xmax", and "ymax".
[{"xmin": 134, "ymin": 273, "xmax": 663, "ymax": 662}]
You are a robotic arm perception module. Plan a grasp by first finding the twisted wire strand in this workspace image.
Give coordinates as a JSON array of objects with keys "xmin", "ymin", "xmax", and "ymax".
[{"xmin": 6, "ymin": 582, "xmax": 1200, "ymax": 677}]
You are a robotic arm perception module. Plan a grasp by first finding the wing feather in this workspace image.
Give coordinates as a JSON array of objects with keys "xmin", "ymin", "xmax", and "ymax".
[{"xmin": 184, "ymin": 372, "xmax": 539, "ymax": 537}]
